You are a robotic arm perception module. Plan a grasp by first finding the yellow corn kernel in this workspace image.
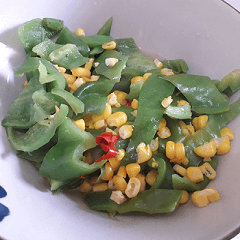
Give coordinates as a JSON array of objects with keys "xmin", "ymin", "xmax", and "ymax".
[
  {"xmin": 179, "ymin": 120, "xmax": 187, "ymax": 130},
  {"xmin": 108, "ymin": 157, "xmax": 121, "ymax": 171},
  {"xmin": 135, "ymin": 173, "xmax": 146, "ymax": 192},
  {"xmin": 54, "ymin": 65, "xmax": 66, "ymax": 74},
  {"xmin": 181, "ymin": 157, "xmax": 189, "ymax": 166},
  {"xmin": 158, "ymin": 126, "xmax": 171, "ymax": 139},
  {"xmin": 117, "ymin": 166, "xmax": 127, "ymax": 178},
  {"xmin": 24, "ymin": 80, "xmax": 28, "ymax": 87},
  {"xmin": 192, "ymin": 117, "xmax": 199, "ymax": 131},
  {"xmin": 108, "ymin": 179, "xmax": 116, "ymax": 190},
  {"xmin": 110, "ymin": 190, "xmax": 127, "ymax": 204},
  {"xmin": 125, "ymin": 177, "xmax": 141, "ymax": 198},
  {"xmin": 119, "ymin": 125, "xmax": 133, "ymax": 139},
  {"xmin": 94, "ymin": 119, "xmax": 107, "ymax": 130},
  {"xmin": 137, "ymin": 143, "xmax": 152, "ymax": 164},
  {"xmin": 113, "ymin": 175, "xmax": 127, "ymax": 193},
  {"xmin": 103, "ymin": 103, "xmax": 112, "ymax": 119},
  {"xmin": 198, "ymin": 115, "xmax": 208, "ymax": 129},
  {"xmin": 94, "ymin": 62, "xmax": 100, "ymax": 67},
  {"xmin": 131, "ymin": 99, "xmax": 139, "ymax": 110},
  {"xmin": 126, "ymin": 163, "xmax": 141, "ymax": 178},
  {"xmin": 102, "ymin": 41, "xmax": 116, "ymax": 50},
  {"xmin": 150, "ymin": 137, "xmax": 159, "ymax": 152},
  {"xmin": 88, "ymin": 121, "xmax": 95, "ymax": 129},
  {"xmin": 102, "ymin": 162, "xmax": 114, "ymax": 181},
  {"xmin": 89, "ymin": 75, "xmax": 100, "ymax": 81},
  {"xmin": 192, "ymin": 190, "xmax": 209, "ymax": 208},
  {"xmin": 186, "ymin": 167, "xmax": 204, "ymax": 183},
  {"xmin": 204, "ymin": 187, "xmax": 220, "ymax": 203},
  {"xmin": 194, "ymin": 141, "xmax": 217, "ymax": 158},
  {"xmin": 143, "ymin": 72, "xmax": 152, "ymax": 81},
  {"xmin": 203, "ymin": 157, "xmax": 212, "ymax": 162},
  {"xmin": 79, "ymin": 180, "xmax": 92, "ymax": 193},
  {"xmin": 70, "ymin": 77, "xmax": 86, "ymax": 92},
  {"xmin": 131, "ymin": 76, "xmax": 144, "ymax": 84},
  {"xmin": 71, "ymin": 67, "xmax": 91, "ymax": 77},
  {"xmin": 179, "ymin": 190, "xmax": 189, "ymax": 204},
  {"xmin": 146, "ymin": 169, "xmax": 158, "ymax": 186},
  {"xmin": 92, "ymin": 114, "xmax": 104, "ymax": 123},
  {"xmin": 84, "ymin": 58, "xmax": 94, "ymax": 70},
  {"xmin": 106, "ymin": 111, "xmax": 128, "ymax": 128},
  {"xmin": 81, "ymin": 114, "xmax": 93, "ymax": 127},
  {"xmin": 199, "ymin": 162, "xmax": 216, "ymax": 180},
  {"xmin": 214, "ymin": 137, "xmax": 231, "ymax": 155},
  {"xmin": 92, "ymin": 182, "xmax": 108, "ymax": 192},
  {"xmin": 74, "ymin": 119, "xmax": 85, "ymax": 130},
  {"xmin": 177, "ymin": 100, "xmax": 188, "ymax": 106},
  {"xmin": 75, "ymin": 28, "xmax": 85, "ymax": 36},
  {"xmin": 106, "ymin": 127, "xmax": 117, "ymax": 135},
  {"xmin": 107, "ymin": 92, "xmax": 118, "ymax": 106},
  {"xmin": 83, "ymin": 151, "xmax": 93, "ymax": 165},
  {"xmin": 63, "ymin": 73, "xmax": 76, "ymax": 84},
  {"xmin": 158, "ymin": 118, "xmax": 167, "ymax": 131},
  {"xmin": 161, "ymin": 68, "xmax": 174, "ymax": 76},
  {"xmin": 175, "ymin": 142, "xmax": 185, "ymax": 161},
  {"xmin": 114, "ymin": 90, "xmax": 128, "ymax": 105},
  {"xmin": 161, "ymin": 96, "xmax": 173, "ymax": 108},
  {"xmin": 166, "ymin": 141, "xmax": 175, "ymax": 159},
  {"xmin": 131, "ymin": 110, "xmax": 138, "ymax": 117},
  {"xmin": 116, "ymin": 149, "xmax": 125, "ymax": 161},
  {"xmin": 170, "ymin": 157, "xmax": 181, "ymax": 164},
  {"xmin": 105, "ymin": 57, "xmax": 118, "ymax": 67},
  {"xmin": 173, "ymin": 164, "xmax": 187, "ymax": 177},
  {"xmin": 186, "ymin": 125, "xmax": 195, "ymax": 135},
  {"xmin": 89, "ymin": 176, "xmax": 103, "ymax": 185},
  {"xmin": 153, "ymin": 59, "xmax": 163, "ymax": 68},
  {"xmin": 220, "ymin": 127, "xmax": 234, "ymax": 141}
]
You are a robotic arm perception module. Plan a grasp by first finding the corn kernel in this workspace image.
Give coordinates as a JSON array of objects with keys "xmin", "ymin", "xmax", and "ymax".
[
  {"xmin": 186, "ymin": 125, "xmax": 195, "ymax": 135},
  {"xmin": 70, "ymin": 77, "xmax": 86, "ymax": 92},
  {"xmin": 186, "ymin": 167, "xmax": 204, "ymax": 183},
  {"xmin": 204, "ymin": 187, "xmax": 220, "ymax": 203},
  {"xmin": 194, "ymin": 141, "xmax": 217, "ymax": 158},
  {"xmin": 158, "ymin": 127, "xmax": 171, "ymax": 139},
  {"xmin": 119, "ymin": 125, "xmax": 133, "ymax": 139},
  {"xmin": 177, "ymin": 100, "xmax": 188, "ymax": 106},
  {"xmin": 89, "ymin": 176, "xmax": 103, "ymax": 185},
  {"xmin": 131, "ymin": 110, "xmax": 138, "ymax": 117},
  {"xmin": 179, "ymin": 120, "xmax": 187, "ymax": 130},
  {"xmin": 106, "ymin": 127, "xmax": 117, "ymax": 135},
  {"xmin": 92, "ymin": 182, "xmax": 108, "ymax": 192},
  {"xmin": 102, "ymin": 41, "xmax": 116, "ymax": 50},
  {"xmin": 84, "ymin": 58, "xmax": 94, "ymax": 70},
  {"xmin": 109, "ymin": 157, "xmax": 121, "ymax": 171},
  {"xmin": 179, "ymin": 190, "xmax": 189, "ymax": 204},
  {"xmin": 75, "ymin": 28, "xmax": 85, "ymax": 36},
  {"xmin": 131, "ymin": 76, "xmax": 144, "ymax": 84},
  {"xmin": 117, "ymin": 166, "xmax": 127, "ymax": 178},
  {"xmin": 107, "ymin": 92, "xmax": 118, "ymax": 106},
  {"xmin": 113, "ymin": 175, "xmax": 127, "ymax": 193},
  {"xmin": 126, "ymin": 163, "xmax": 141, "ymax": 178},
  {"xmin": 82, "ymin": 114, "xmax": 93, "ymax": 127},
  {"xmin": 94, "ymin": 62, "xmax": 100, "ymax": 67},
  {"xmin": 166, "ymin": 141, "xmax": 175, "ymax": 159},
  {"xmin": 125, "ymin": 177, "xmax": 141, "ymax": 198},
  {"xmin": 173, "ymin": 164, "xmax": 187, "ymax": 177},
  {"xmin": 161, "ymin": 68, "xmax": 174, "ymax": 76},
  {"xmin": 114, "ymin": 90, "xmax": 128, "ymax": 105},
  {"xmin": 175, "ymin": 142, "xmax": 185, "ymax": 161},
  {"xmin": 214, "ymin": 137, "xmax": 231, "ymax": 155},
  {"xmin": 131, "ymin": 99, "xmax": 138, "ymax": 110},
  {"xmin": 54, "ymin": 65, "xmax": 66, "ymax": 74},
  {"xmin": 63, "ymin": 73, "xmax": 76, "ymax": 84},
  {"xmin": 110, "ymin": 190, "xmax": 127, "ymax": 204},
  {"xmin": 146, "ymin": 169, "xmax": 158, "ymax": 186},
  {"xmin": 94, "ymin": 119, "xmax": 107, "ymax": 130},
  {"xmin": 105, "ymin": 57, "xmax": 119, "ymax": 67},
  {"xmin": 24, "ymin": 80, "xmax": 28, "ymax": 87},
  {"xmin": 220, "ymin": 127, "xmax": 234, "ymax": 141},
  {"xmin": 135, "ymin": 173, "xmax": 146, "ymax": 192},
  {"xmin": 116, "ymin": 149, "xmax": 125, "ymax": 161},
  {"xmin": 102, "ymin": 162, "xmax": 114, "ymax": 181},
  {"xmin": 199, "ymin": 162, "xmax": 216, "ymax": 180},
  {"xmin": 83, "ymin": 151, "xmax": 93, "ymax": 165},
  {"xmin": 192, "ymin": 117, "xmax": 199, "ymax": 131},
  {"xmin": 71, "ymin": 67, "xmax": 91, "ymax": 77},
  {"xmin": 108, "ymin": 179, "xmax": 116, "ymax": 190},
  {"xmin": 153, "ymin": 59, "xmax": 163, "ymax": 68},
  {"xmin": 161, "ymin": 96, "xmax": 173, "ymax": 108},
  {"xmin": 158, "ymin": 118, "xmax": 167, "ymax": 131},
  {"xmin": 79, "ymin": 180, "xmax": 92, "ymax": 193},
  {"xmin": 74, "ymin": 119, "xmax": 85, "ymax": 130},
  {"xmin": 143, "ymin": 72, "xmax": 152, "ymax": 81},
  {"xmin": 150, "ymin": 137, "xmax": 159, "ymax": 152},
  {"xmin": 181, "ymin": 157, "xmax": 189, "ymax": 166},
  {"xmin": 198, "ymin": 115, "xmax": 208, "ymax": 129},
  {"xmin": 192, "ymin": 190, "xmax": 209, "ymax": 208},
  {"xmin": 137, "ymin": 143, "xmax": 152, "ymax": 164},
  {"xmin": 106, "ymin": 112, "xmax": 128, "ymax": 128}
]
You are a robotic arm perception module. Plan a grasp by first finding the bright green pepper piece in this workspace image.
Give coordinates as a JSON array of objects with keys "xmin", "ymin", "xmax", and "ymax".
[
  {"xmin": 161, "ymin": 59, "xmax": 189, "ymax": 73},
  {"xmin": 6, "ymin": 104, "xmax": 68, "ymax": 152},
  {"xmin": 97, "ymin": 17, "xmax": 113, "ymax": 36},
  {"xmin": 126, "ymin": 80, "xmax": 144, "ymax": 101},
  {"xmin": 79, "ymin": 35, "xmax": 114, "ymax": 48},
  {"xmin": 39, "ymin": 117, "xmax": 105, "ymax": 180},
  {"xmin": 42, "ymin": 18, "xmax": 64, "ymax": 32},
  {"xmin": 164, "ymin": 103, "xmax": 192, "ymax": 119}
]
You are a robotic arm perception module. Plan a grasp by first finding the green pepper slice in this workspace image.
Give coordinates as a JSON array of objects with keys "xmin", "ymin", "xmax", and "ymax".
[{"xmin": 97, "ymin": 17, "xmax": 113, "ymax": 36}]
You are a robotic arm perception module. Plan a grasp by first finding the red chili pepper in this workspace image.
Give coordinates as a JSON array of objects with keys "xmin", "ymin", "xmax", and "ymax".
[
  {"xmin": 126, "ymin": 100, "xmax": 132, "ymax": 106},
  {"xmin": 95, "ymin": 132, "xmax": 120, "ymax": 162},
  {"xmin": 79, "ymin": 176, "xmax": 87, "ymax": 179}
]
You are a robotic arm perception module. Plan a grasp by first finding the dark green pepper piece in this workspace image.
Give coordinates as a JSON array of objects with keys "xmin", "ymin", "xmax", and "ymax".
[
  {"xmin": 79, "ymin": 35, "xmax": 113, "ymax": 48},
  {"xmin": 97, "ymin": 17, "xmax": 113, "ymax": 36},
  {"xmin": 42, "ymin": 18, "xmax": 64, "ymax": 32},
  {"xmin": 89, "ymin": 46, "xmax": 104, "ymax": 57},
  {"xmin": 126, "ymin": 80, "xmax": 144, "ymax": 101},
  {"xmin": 161, "ymin": 59, "xmax": 189, "ymax": 73}
]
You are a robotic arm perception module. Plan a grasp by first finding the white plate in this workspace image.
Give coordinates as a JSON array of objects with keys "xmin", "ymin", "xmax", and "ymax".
[{"xmin": 0, "ymin": 0, "xmax": 240, "ymax": 239}]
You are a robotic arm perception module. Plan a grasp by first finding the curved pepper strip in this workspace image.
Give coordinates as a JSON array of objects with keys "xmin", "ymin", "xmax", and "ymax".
[
  {"xmin": 84, "ymin": 189, "xmax": 183, "ymax": 215},
  {"xmin": 165, "ymin": 74, "xmax": 230, "ymax": 114},
  {"xmin": 126, "ymin": 80, "xmax": 144, "ymax": 101},
  {"xmin": 39, "ymin": 117, "xmax": 105, "ymax": 181},
  {"xmin": 6, "ymin": 104, "xmax": 68, "ymax": 152},
  {"xmin": 161, "ymin": 59, "xmax": 189, "ymax": 73},
  {"xmin": 123, "ymin": 74, "xmax": 175, "ymax": 165},
  {"xmin": 97, "ymin": 17, "xmax": 113, "ymax": 36},
  {"xmin": 172, "ymin": 157, "xmax": 218, "ymax": 192}
]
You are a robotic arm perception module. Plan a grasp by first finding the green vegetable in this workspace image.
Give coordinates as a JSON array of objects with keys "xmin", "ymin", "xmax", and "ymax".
[
  {"xmin": 164, "ymin": 103, "xmax": 192, "ymax": 119},
  {"xmin": 97, "ymin": 17, "xmax": 113, "ymax": 36}
]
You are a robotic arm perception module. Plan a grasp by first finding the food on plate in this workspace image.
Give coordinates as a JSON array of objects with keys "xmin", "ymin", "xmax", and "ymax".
[{"xmin": 2, "ymin": 17, "xmax": 240, "ymax": 215}]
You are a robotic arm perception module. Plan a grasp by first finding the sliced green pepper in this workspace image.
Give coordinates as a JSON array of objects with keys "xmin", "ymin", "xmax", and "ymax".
[
  {"xmin": 161, "ymin": 59, "xmax": 189, "ymax": 73},
  {"xmin": 79, "ymin": 35, "xmax": 113, "ymax": 48},
  {"xmin": 97, "ymin": 17, "xmax": 113, "ymax": 36},
  {"xmin": 126, "ymin": 80, "xmax": 144, "ymax": 101}
]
